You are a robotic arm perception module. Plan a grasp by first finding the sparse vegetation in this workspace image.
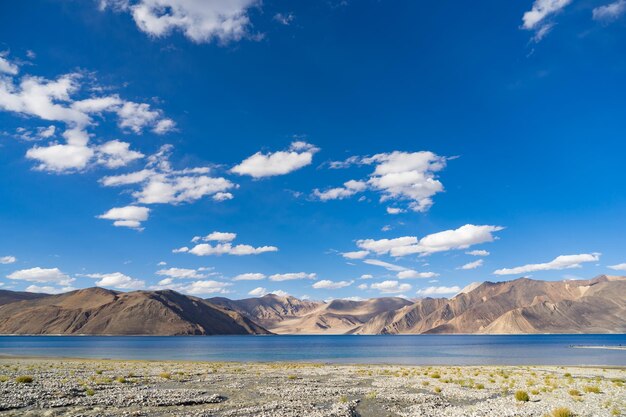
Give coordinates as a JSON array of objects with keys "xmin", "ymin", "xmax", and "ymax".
[
  {"xmin": 15, "ymin": 376, "xmax": 33, "ymax": 384},
  {"xmin": 551, "ymin": 407, "xmax": 574, "ymax": 417},
  {"xmin": 85, "ymin": 388, "xmax": 95, "ymax": 396},
  {"xmin": 434, "ymin": 387, "xmax": 442, "ymax": 393},
  {"xmin": 515, "ymin": 390, "xmax": 530, "ymax": 402},
  {"xmin": 115, "ymin": 376, "xmax": 127, "ymax": 384},
  {"xmin": 159, "ymin": 372, "xmax": 171, "ymax": 379},
  {"xmin": 569, "ymin": 389, "xmax": 581, "ymax": 396},
  {"xmin": 583, "ymin": 385, "xmax": 601, "ymax": 394}
]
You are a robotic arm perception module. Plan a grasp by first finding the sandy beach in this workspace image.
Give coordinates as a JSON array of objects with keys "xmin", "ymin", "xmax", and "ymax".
[{"xmin": 0, "ymin": 357, "xmax": 624, "ymax": 417}]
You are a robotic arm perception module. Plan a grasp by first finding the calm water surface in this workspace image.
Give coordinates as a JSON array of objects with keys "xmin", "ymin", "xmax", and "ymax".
[{"xmin": 0, "ymin": 335, "xmax": 625, "ymax": 366}]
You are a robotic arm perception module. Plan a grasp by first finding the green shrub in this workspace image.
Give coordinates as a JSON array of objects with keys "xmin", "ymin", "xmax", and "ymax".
[
  {"xmin": 115, "ymin": 377, "xmax": 127, "ymax": 384},
  {"xmin": 569, "ymin": 389, "xmax": 581, "ymax": 396},
  {"xmin": 15, "ymin": 376, "xmax": 33, "ymax": 384},
  {"xmin": 430, "ymin": 372, "xmax": 441, "ymax": 379},
  {"xmin": 159, "ymin": 372, "xmax": 171, "ymax": 379},
  {"xmin": 0, "ymin": 375, "xmax": 8, "ymax": 383},
  {"xmin": 515, "ymin": 390, "xmax": 529, "ymax": 402},
  {"xmin": 85, "ymin": 388, "xmax": 95, "ymax": 396},
  {"xmin": 583, "ymin": 385, "xmax": 600, "ymax": 394},
  {"xmin": 434, "ymin": 387, "xmax": 442, "ymax": 393},
  {"xmin": 551, "ymin": 407, "xmax": 574, "ymax": 417}
]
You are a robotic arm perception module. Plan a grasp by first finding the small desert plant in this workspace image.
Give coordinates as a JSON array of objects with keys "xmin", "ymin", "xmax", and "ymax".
[
  {"xmin": 551, "ymin": 407, "xmax": 574, "ymax": 417},
  {"xmin": 515, "ymin": 390, "xmax": 530, "ymax": 402},
  {"xmin": 115, "ymin": 376, "xmax": 127, "ymax": 384},
  {"xmin": 569, "ymin": 389, "xmax": 581, "ymax": 396},
  {"xmin": 159, "ymin": 372, "xmax": 171, "ymax": 379},
  {"xmin": 475, "ymin": 383, "xmax": 485, "ymax": 390},
  {"xmin": 564, "ymin": 373, "xmax": 572, "ymax": 378},
  {"xmin": 95, "ymin": 370, "xmax": 103, "ymax": 375},
  {"xmin": 85, "ymin": 388, "xmax": 95, "ymax": 396},
  {"xmin": 339, "ymin": 395, "xmax": 348, "ymax": 403},
  {"xmin": 422, "ymin": 381, "xmax": 430, "ymax": 386},
  {"xmin": 531, "ymin": 389, "xmax": 540, "ymax": 395},
  {"xmin": 15, "ymin": 376, "xmax": 33, "ymax": 384},
  {"xmin": 430, "ymin": 372, "xmax": 441, "ymax": 379},
  {"xmin": 434, "ymin": 387, "xmax": 442, "ymax": 393},
  {"xmin": 0, "ymin": 375, "xmax": 8, "ymax": 383},
  {"xmin": 583, "ymin": 385, "xmax": 600, "ymax": 394},
  {"xmin": 287, "ymin": 374, "xmax": 297, "ymax": 380},
  {"xmin": 365, "ymin": 391, "xmax": 377, "ymax": 399}
]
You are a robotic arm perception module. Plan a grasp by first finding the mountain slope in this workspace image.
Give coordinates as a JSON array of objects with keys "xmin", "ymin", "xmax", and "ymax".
[
  {"xmin": 0, "ymin": 289, "xmax": 48, "ymax": 306},
  {"xmin": 356, "ymin": 276, "xmax": 626, "ymax": 334},
  {"xmin": 0, "ymin": 287, "xmax": 270, "ymax": 335}
]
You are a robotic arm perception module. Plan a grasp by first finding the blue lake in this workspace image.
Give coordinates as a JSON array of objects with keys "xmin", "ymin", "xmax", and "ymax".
[{"xmin": 0, "ymin": 334, "xmax": 625, "ymax": 366}]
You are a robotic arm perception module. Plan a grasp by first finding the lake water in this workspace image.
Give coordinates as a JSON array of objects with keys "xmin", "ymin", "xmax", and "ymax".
[{"xmin": 0, "ymin": 335, "xmax": 625, "ymax": 366}]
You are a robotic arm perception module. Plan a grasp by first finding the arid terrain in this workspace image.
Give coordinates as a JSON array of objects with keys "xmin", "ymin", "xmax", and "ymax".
[
  {"xmin": 0, "ymin": 357, "xmax": 624, "ymax": 416},
  {"xmin": 0, "ymin": 275, "xmax": 625, "ymax": 335}
]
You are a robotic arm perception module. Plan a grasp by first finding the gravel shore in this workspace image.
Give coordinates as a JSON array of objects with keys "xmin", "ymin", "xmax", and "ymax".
[{"xmin": 0, "ymin": 357, "xmax": 624, "ymax": 416}]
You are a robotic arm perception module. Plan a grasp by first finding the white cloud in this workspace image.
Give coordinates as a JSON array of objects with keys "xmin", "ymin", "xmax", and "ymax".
[
  {"xmin": 7, "ymin": 267, "xmax": 74, "ymax": 285},
  {"xmin": 370, "ymin": 280, "xmax": 412, "ymax": 294},
  {"xmin": 608, "ymin": 263, "xmax": 626, "ymax": 271},
  {"xmin": 101, "ymin": 145, "xmax": 236, "ymax": 205},
  {"xmin": 97, "ymin": 205, "xmax": 150, "ymax": 230},
  {"xmin": 312, "ymin": 280, "xmax": 353, "ymax": 289},
  {"xmin": 269, "ymin": 272, "xmax": 316, "ymax": 282},
  {"xmin": 188, "ymin": 243, "xmax": 278, "ymax": 256},
  {"xmin": 416, "ymin": 285, "xmax": 461, "ymax": 297},
  {"xmin": 151, "ymin": 278, "xmax": 232, "ymax": 295},
  {"xmin": 274, "ymin": 12, "xmax": 294, "ymax": 25},
  {"xmin": 360, "ymin": 274, "xmax": 373, "ymax": 279},
  {"xmin": 85, "ymin": 272, "xmax": 145, "ymax": 289},
  {"xmin": 212, "ymin": 192, "xmax": 233, "ymax": 201},
  {"xmin": 357, "ymin": 283, "xmax": 368, "ymax": 290},
  {"xmin": 0, "ymin": 54, "xmax": 19, "ymax": 75},
  {"xmin": 397, "ymin": 270, "xmax": 439, "ymax": 279},
  {"xmin": 248, "ymin": 286, "xmax": 268, "ymax": 296},
  {"xmin": 0, "ymin": 67, "xmax": 172, "ymax": 172},
  {"xmin": 100, "ymin": 0, "xmax": 260, "ymax": 44},
  {"xmin": 493, "ymin": 253, "xmax": 601, "ymax": 276},
  {"xmin": 156, "ymin": 267, "xmax": 209, "ymax": 279},
  {"xmin": 96, "ymin": 140, "xmax": 144, "ymax": 168},
  {"xmin": 466, "ymin": 250, "xmax": 490, "ymax": 256},
  {"xmin": 522, "ymin": 0, "xmax": 571, "ymax": 41},
  {"xmin": 231, "ymin": 141, "xmax": 319, "ymax": 178},
  {"xmin": 232, "ymin": 273, "xmax": 266, "ymax": 281},
  {"xmin": 363, "ymin": 259, "xmax": 407, "ymax": 272},
  {"xmin": 358, "ymin": 225, "xmax": 503, "ymax": 257},
  {"xmin": 593, "ymin": 0, "xmax": 626, "ymax": 22},
  {"xmin": 157, "ymin": 261, "xmax": 167, "ymax": 266},
  {"xmin": 319, "ymin": 151, "xmax": 447, "ymax": 212},
  {"xmin": 270, "ymin": 289, "xmax": 289, "ymax": 297},
  {"xmin": 0, "ymin": 256, "xmax": 16, "ymax": 264},
  {"xmin": 25, "ymin": 285, "xmax": 75, "ymax": 294},
  {"xmin": 195, "ymin": 231, "xmax": 237, "ymax": 242},
  {"xmin": 458, "ymin": 259, "xmax": 484, "ymax": 270},
  {"xmin": 342, "ymin": 250, "xmax": 369, "ymax": 260},
  {"xmin": 314, "ymin": 180, "xmax": 367, "ymax": 201}
]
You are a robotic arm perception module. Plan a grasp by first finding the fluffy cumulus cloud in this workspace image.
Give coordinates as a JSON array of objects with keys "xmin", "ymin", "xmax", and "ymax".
[
  {"xmin": 522, "ymin": 0, "xmax": 572, "ymax": 42},
  {"xmin": 0, "ymin": 53, "xmax": 19, "ymax": 75},
  {"xmin": 248, "ymin": 286, "xmax": 268, "ymax": 296},
  {"xmin": 269, "ymin": 272, "xmax": 316, "ymax": 282},
  {"xmin": 85, "ymin": 272, "xmax": 145, "ymax": 289},
  {"xmin": 317, "ymin": 151, "xmax": 447, "ymax": 213},
  {"xmin": 97, "ymin": 205, "xmax": 150, "ymax": 230},
  {"xmin": 593, "ymin": 0, "xmax": 626, "ymax": 22},
  {"xmin": 356, "ymin": 224, "xmax": 503, "ymax": 257},
  {"xmin": 25, "ymin": 285, "xmax": 75, "ymax": 294},
  {"xmin": 0, "ymin": 256, "xmax": 16, "ymax": 264},
  {"xmin": 493, "ymin": 253, "xmax": 600, "ymax": 276},
  {"xmin": 312, "ymin": 280, "xmax": 353, "ymax": 289},
  {"xmin": 231, "ymin": 141, "xmax": 319, "ymax": 178},
  {"xmin": 99, "ymin": 0, "xmax": 260, "ymax": 44},
  {"xmin": 101, "ymin": 145, "xmax": 236, "ymax": 206},
  {"xmin": 174, "ymin": 232, "xmax": 277, "ymax": 257},
  {"xmin": 232, "ymin": 273, "xmax": 266, "ymax": 281},
  {"xmin": 370, "ymin": 280, "xmax": 412, "ymax": 294},
  {"xmin": 7, "ymin": 267, "xmax": 75, "ymax": 286},
  {"xmin": 416, "ymin": 286, "xmax": 461, "ymax": 297},
  {"xmin": 0, "ymin": 55, "xmax": 173, "ymax": 172},
  {"xmin": 608, "ymin": 263, "xmax": 626, "ymax": 271},
  {"xmin": 156, "ymin": 267, "xmax": 211, "ymax": 279},
  {"xmin": 396, "ymin": 270, "xmax": 439, "ymax": 279},
  {"xmin": 458, "ymin": 259, "xmax": 484, "ymax": 270},
  {"xmin": 314, "ymin": 180, "xmax": 367, "ymax": 201},
  {"xmin": 270, "ymin": 289, "xmax": 289, "ymax": 297}
]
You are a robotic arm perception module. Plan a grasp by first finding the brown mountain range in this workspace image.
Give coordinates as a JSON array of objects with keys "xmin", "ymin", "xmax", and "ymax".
[
  {"xmin": 0, "ymin": 275, "xmax": 624, "ymax": 335},
  {"xmin": 0, "ymin": 287, "xmax": 270, "ymax": 335}
]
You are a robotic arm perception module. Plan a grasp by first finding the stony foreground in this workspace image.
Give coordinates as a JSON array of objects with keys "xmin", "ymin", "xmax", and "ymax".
[{"xmin": 0, "ymin": 358, "xmax": 624, "ymax": 417}]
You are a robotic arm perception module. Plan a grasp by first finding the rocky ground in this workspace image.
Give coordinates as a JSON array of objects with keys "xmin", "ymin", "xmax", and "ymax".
[{"xmin": 0, "ymin": 358, "xmax": 624, "ymax": 416}]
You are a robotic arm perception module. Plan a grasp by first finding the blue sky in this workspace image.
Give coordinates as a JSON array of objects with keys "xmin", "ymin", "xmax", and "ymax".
[{"xmin": 1, "ymin": 0, "xmax": 625, "ymax": 300}]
